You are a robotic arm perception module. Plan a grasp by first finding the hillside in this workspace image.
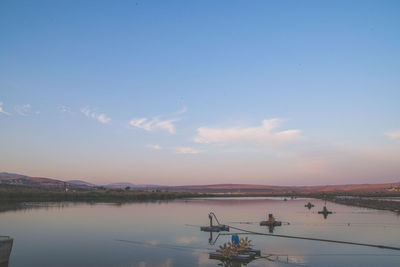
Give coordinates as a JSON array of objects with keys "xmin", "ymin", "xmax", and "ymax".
[
  {"xmin": 1, "ymin": 172, "xmax": 399, "ymax": 194},
  {"xmin": 173, "ymin": 182, "xmax": 400, "ymax": 194}
]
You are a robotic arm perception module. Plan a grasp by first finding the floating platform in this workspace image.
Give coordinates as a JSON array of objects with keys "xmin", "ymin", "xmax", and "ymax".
[
  {"xmin": 260, "ymin": 221, "xmax": 282, "ymax": 226},
  {"xmin": 209, "ymin": 249, "xmax": 260, "ymax": 262},
  {"xmin": 0, "ymin": 236, "xmax": 13, "ymax": 264},
  {"xmin": 200, "ymin": 225, "xmax": 229, "ymax": 232},
  {"xmin": 209, "ymin": 252, "xmax": 255, "ymax": 261},
  {"xmin": 305, "ymin": 202, "xmax": 315, "ymax": 209},
  {"xmin": 318, "ymin": 206, "xmax": 333, "ymax": 214},
  {"xmin": 260, "ymin": 213, "xmax": 282, "ymax": 227},
  {"xmin": 239, "ymin": 248, "xmax": 261, "ymax": 256},
  {"xmin": 318, "ymin": 211, "xmax": 333, "ymax": 214}
]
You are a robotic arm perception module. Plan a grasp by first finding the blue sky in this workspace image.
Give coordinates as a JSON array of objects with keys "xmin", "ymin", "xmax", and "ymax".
[{"xmin": 1, "ymin": 0, "xmax": 399, "ymax": 185}]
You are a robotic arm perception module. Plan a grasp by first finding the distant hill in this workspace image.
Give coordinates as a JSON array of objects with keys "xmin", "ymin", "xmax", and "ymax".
[
  {"xmin": 1, "ymin": 171, "xmax": 399, "ymax": 194},
  {"xmin": 0, "ymin": 172, "xmax": 89, "ymax": 189},
  {"xmin": 67, "ymin": 180, "xmax": 97, "ymax": 187},
  {"xmin": 0, "ymin": 172, "xmax": 164, "ymax": 190},
  {"xmin": 104, "ymin": 182, "xmax": 136, "ymax": 189},
  {"xmin": 0, "ymin": 172, "xmax": 67, "ymax": 187},
  {"xmin": 101, "ymin": 182, "xmax": 168, "ymax": 189},
  {"xmin": 0, "ymin": 172, "xmax": 28, "ymax": 179},
  {"xmin": 171, "ymin": 182, "xmax": 400, "ymax": 194}
]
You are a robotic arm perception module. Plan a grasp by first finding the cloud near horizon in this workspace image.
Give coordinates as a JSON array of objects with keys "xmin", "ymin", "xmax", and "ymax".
[
  {"xmin": 59, "ymin": 105, "xmax": 71, "ymax": 113},
  {"xmin": 174, "ymin": 147, "xmax": 203, "ymax": 154},
  {"xmin": 80, "ymin": 106, "xmax": 111, "ymax": 124},
  {"xmin": 15, "ymin": 104, "xmax": 39, "ymax": 116},
  {"xmin": 148, "ymin": 144, "xmax": 162, "ymax": 150},
  {"xmin": 0, "ymin": 102, "xmax": 10, "ymax": 115},
  {"xmin": 194, "ymin": 118, "xmax": 302, "ymax": 146},
  {"xmin": 385, "ymin": 130, "xmax": 400, "ymax": 143}
]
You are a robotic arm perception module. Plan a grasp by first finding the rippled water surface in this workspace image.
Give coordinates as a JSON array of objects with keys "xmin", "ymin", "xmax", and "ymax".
[{"xmin": 1, "ymin": 197, "xmax": 400, "ymax": 267}]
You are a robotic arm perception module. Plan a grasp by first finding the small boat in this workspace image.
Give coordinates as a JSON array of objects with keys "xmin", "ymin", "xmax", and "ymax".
[
  {"xmin": 318, "ymin": 206, "xmax": 333, "ymax": 215},
  {"xmin": 260, "ymin": 213, "xmax": 282, "ymax": 226},
  {"xmin": 318, "ymin": 206, "xmax": 333, "ymax": 219},
  {"xmin": 200, "ymin": 212, "xmax": 229, "ymax": 232},
  {"xmin": 305, "ymin": 202, "xmax": 315, "ymax": 209},
  {"xmin": 0, "ymin": 236, "xmax": 13, "ymax": 265}
]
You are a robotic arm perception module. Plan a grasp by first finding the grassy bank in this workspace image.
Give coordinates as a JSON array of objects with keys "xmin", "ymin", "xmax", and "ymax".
[
  {"xmin": 2, "ymin": 184, "xmax": 400, "ymax": 213},
  {"xmin": 327, "ymin": 196, "xmax": 400, "ymax": 213},
  {"xmin": 0, "ymin": 184, "xmax": 200, "ymax": 203}
]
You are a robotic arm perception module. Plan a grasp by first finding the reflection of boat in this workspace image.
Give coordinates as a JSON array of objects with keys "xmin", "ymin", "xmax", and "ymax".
[{"xmin": 0, "ymin": 236, "xmax": 13, "ymax": 266}]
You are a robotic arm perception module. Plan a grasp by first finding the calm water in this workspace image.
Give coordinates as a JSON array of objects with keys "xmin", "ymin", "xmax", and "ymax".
[{"xmin": 1, "ymin": 197, "xmax": 400, "ymax": 267}]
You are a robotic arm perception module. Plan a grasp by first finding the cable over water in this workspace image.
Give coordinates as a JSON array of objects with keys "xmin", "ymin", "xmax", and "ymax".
[{"xmin": 225, "ymin": 224, "xmax": 400, "ymax": 251}]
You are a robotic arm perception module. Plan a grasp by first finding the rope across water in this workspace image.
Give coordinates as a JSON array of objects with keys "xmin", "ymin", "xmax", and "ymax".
[{"xmin": 224, "ymin": 224, "xmax": 400, "ymax": 251}]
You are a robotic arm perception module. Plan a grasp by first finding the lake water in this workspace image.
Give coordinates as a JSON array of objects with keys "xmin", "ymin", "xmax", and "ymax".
[{"xmin": 1, "ymin": 197, "xmax": 400, "ymax": 267}]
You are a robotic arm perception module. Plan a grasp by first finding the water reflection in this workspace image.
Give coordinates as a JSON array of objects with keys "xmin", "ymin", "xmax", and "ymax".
[{"xmin": 1, "ymin": 198, "xmax": 400, "ymax": 266}]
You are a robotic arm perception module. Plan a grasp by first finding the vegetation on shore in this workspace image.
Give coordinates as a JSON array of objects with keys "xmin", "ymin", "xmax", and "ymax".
[
  {"xmin": 2, "ymin": 184, "xmax": 400, "ymax": 214},
  {"xmin": 0, "ymin": 184, "xmax": 200, "ymax": 203},
  {"xmin": 326, "ymin": 196, "xmax": 400, "ymax": 213}
]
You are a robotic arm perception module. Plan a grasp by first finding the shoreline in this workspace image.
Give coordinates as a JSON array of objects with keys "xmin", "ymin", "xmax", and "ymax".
[
  {"xmin": 2, "ymin": 184, "xmax": 400, "ymax": 214},
  {"xmin": 327, "ymin": 197, "xmax": 400, "ymax": 213}
]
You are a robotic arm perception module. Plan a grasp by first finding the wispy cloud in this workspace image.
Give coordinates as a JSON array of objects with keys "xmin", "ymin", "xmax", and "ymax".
[
  {"xmin": 80, "ymin": 106, "xmax": 111, "ymax": 124},
  {"xmin": 129, "ymin": 118, "xmax": 178, "ymax": 134},
  {"xmin": 129, "ymin": 108, "xmax": 187, "ymax": 134},
  {"xmin": 0, "ymin": 102, "xmax": 10, "ymax": 115},
  {"xmin": 194, "ymin": 118, "xmax": 302, "ymax": 146},
  {"xmin": 148, "ymin": 144, "xmax": 162, "ymax": 150},
  {"xmin": 171, "ymin": 106, "xmax": 187, "ymax": 116},
  {"xmin": 385, "ymin": 131, "xmax": 400, "ymax": 143},
  {"xmin": 174, "ymin": 147, "xmax": 203, "ymax": 154},
  {"xmin": 59, "ymin": 105, "xmax": 71, "ymax": 113},
  {"xmin": 15, "ymin": 104, "xmax": 40, "ymax": 116}
]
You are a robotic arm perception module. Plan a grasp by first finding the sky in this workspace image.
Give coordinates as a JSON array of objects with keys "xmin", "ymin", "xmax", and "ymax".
[{"xmin": 0, "ymin": 0, "xmax": 399, "ymax": 186}]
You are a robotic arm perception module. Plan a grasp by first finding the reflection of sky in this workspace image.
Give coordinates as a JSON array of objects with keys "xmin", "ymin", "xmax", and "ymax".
[{"xmin": 1, "ymin": 198, "xmax": 400, "ymax": 266}]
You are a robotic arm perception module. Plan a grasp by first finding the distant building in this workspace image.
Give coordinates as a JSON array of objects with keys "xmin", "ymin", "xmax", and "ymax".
[{"xmin": 387, "ymin": 186, "xmax": 400, "ymax": 192}]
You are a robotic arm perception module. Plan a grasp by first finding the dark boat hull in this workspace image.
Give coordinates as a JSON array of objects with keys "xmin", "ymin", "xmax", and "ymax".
[{"xmin": 0, "ymin": 237, "xmax": 13, "ymax": 265}]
